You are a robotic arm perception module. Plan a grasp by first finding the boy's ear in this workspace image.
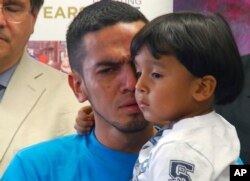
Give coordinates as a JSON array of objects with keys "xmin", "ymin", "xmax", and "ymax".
[
  {"xmin": 193, "ymin": 75, "xmax": 217, "ymax": 102},
  {"xmin": 68, "ymin": 72, "xmax": 88, "ymax": 103}
]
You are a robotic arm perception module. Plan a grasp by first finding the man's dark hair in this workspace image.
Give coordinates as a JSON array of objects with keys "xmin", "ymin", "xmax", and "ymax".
[
  {"xmin": 66, "ymin": 0, "xmax": 148, "ymax": 74},
  {"xmin": 131, "ymin": 12, "xmax": 244, "ymax": 105},
  {"xmin": 30, "ymin": 0, "xmax": 44, "ymax": 13}
]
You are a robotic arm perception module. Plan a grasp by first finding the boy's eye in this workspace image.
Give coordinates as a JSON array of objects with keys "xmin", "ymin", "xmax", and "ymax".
[{"xmin": 152, "ymin": 72, "xmax": 162, "ymax": 79}]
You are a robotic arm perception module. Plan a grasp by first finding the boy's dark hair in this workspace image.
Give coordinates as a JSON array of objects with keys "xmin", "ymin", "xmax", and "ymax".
[
  {"xmin": 30, "ymin": 0, "xmax": 44, "ymax": 13},
  {"xmin": 131, "ymin": 12, "xmax": 244, "ymax": 105},
  {"xmin": 66, "ymin": 0, "xmax": 148, "ymax": 74}
]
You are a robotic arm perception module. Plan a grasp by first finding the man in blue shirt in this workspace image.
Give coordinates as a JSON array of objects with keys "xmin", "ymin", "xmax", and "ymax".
[{"xmin": 1, "ymin": 1, "xmax": 155, "ymax": 180}]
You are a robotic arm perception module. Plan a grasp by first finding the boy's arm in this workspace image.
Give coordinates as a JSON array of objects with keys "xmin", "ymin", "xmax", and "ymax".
[{"xmin": 75, "ymin": 106, "xmax": 95, "ymax": 135}]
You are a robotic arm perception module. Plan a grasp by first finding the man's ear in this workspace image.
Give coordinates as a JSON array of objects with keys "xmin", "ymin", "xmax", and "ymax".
[
  {"xmin": 193, "ymin": 75, "xmax": 217, "ymax": 102},
  {"xmin": 68, "ymin": 72, "xmax": 88, "ymax": 103},
  {"xmin": 30, "ymin": 8, "xmax": 40, "ymax": 34}
]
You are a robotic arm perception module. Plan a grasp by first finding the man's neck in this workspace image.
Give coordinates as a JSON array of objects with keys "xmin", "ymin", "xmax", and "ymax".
[
  {"xmin": 0, "ymin": 56, "xmax": 20, "ymax": 74},
  {"xmin": 95, "ymin": 123, "xmax": 156, "ymax": 154}
]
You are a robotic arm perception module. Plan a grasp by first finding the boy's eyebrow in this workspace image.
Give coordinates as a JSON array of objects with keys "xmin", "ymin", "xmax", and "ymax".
[
  {"xmin": 134, "ymin": 58, "xmax": 165, "ymax": 66},
  {"xmin": 152, "ymin": 60, "xmax": 164, "ymax": 66}
]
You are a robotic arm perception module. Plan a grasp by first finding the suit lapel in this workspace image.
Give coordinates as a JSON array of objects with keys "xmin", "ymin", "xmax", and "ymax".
[{"xmin": 0, "ymin": 52, "xmax": 46, "ymax": 161}]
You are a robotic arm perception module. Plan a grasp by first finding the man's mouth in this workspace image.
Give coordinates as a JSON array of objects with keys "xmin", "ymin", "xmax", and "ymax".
[
  {"xmin": 119, "ymin": 99, "xmax": 141, "ymax": 113},
  {"xmin": 0, "ymin": 33, "xmax": 9, "ymax": 42}
]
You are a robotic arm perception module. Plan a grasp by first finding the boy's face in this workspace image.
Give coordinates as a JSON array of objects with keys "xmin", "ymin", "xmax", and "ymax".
[{"xmin": 134, "ymin": 46, "xmax": 199, "ymax": 124}]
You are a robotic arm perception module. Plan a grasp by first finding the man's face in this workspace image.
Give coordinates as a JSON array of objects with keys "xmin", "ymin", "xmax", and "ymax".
[
  {"xmin": 0, "ymin": 0, "xmax": 38, "ymax": 72},
  {"xmin": 80, "ymin": 21, "xmax": 148, "ymax": 133}
]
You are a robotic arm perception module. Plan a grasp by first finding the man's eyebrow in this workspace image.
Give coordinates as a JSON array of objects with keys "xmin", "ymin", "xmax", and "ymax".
[
  {"xmin": 95, "ymin": 60, "xmax": 123, "ymax": 67},
  {"xmin": 5, "ymin": 0, "xmax": 22, "ymax": 3}
]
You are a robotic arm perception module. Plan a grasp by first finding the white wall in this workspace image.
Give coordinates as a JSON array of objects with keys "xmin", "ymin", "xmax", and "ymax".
[{"xmin": 30, "ymin": 0, "xmax": 173, "ymax": 41}]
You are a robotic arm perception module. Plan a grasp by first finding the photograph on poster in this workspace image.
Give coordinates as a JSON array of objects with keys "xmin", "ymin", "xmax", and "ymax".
[
  {"xmin": 174, "ymin": 0, "xmax": 250, "ymax": 56},
  {"xmin": 27, "ymin": 41, "xmax": 71, "ymax": 74}
]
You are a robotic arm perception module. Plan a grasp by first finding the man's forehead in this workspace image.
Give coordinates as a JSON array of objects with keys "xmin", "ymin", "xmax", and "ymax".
[
  {"xmin": 85, "ymin": 23, "xmax": 144, "ymax": 53},
  {"xmin": 83, "ymin": 52, "xmax": 132, "ymax": 69},
  {"xmin": 81, "ymin": 21, "xmax": 144, "ymax": 69},
  {"xmin": 2, "ymin": 0, "xmax": 29, "ymax": 4},
  {"xmin": 84, "ymin": 21, "xmax": 144, "ymax": 42},
  {"xmin": 3, "ymin": 0, "xmax": 27, "ymax": 2}
]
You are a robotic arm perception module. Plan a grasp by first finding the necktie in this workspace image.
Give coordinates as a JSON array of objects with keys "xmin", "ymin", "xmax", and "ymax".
[{"xmin": 0, "ymin": 85, "xmax": 5, "ymax": 102}]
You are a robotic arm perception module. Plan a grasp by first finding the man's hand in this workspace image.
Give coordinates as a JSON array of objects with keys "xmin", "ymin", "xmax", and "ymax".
[{"xmin": 75, "ymin": 106, "xmax": 95, "ymax": 135}]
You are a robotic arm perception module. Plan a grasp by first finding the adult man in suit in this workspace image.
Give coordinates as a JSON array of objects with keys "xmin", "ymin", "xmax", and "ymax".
[{"xmin": 0, "ymin": 0, "xmax": 86, "ymax": 175}]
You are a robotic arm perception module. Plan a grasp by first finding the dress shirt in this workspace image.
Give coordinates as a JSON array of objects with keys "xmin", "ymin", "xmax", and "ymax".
[{"xmin": 0, "ymin": 64, "xmax": 18, "ymax": 102}]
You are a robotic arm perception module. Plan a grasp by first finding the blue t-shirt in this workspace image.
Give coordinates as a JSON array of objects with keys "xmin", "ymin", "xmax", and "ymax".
[{"xmin": 1, "ymin": 131, "xmax": 138, "ymax": 181}]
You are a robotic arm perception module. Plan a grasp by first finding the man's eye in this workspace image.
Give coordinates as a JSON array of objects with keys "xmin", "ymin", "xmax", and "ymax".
[
  {"xmin": 136, "ymin": 71, "xmax": 141, "ymax": 79},
  {"xmin": 98, "ymin": 68, "xmax": 117, "ymax": 74},
  {"xmin": 152, "ymin": 73, "xmax": 162, "ymax": 79},
  {"xmin": 4, "ymin": 5, "xmax": 23, "ymax": 12}
]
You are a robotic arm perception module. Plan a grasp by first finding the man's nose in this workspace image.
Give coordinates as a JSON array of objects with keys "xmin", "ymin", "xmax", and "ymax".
[
  {"xmin": 120, "ymin": 65, "xmax": 137, "ymax": 93},
  {"xmin": 0, "ymin": 7, "xmax": 7, "ymax": 26}
]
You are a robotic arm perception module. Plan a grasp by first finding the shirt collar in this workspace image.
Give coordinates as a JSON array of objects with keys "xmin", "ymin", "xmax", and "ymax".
[{"xmin": 0, "ymin": 63, "xmax": 18, "ymax": 88}]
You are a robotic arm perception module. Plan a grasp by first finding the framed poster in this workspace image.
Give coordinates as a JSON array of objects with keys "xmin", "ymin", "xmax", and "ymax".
[{"xmin": 28, "ymin": 0, "xmax": 173, "ymax": 73}]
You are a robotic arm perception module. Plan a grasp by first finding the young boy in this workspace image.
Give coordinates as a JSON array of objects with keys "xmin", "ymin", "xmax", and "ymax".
[{"xmin": 131, "ymin": 12, "xmax": 244, "ymax": 180}]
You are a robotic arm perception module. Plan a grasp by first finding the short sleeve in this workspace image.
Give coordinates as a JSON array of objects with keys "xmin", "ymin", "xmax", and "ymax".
[
  {"xmin": 1, "ymin": 155, "xmax": 28, "ymax": 181},
  {"xmin": 147, "ymin": 141, "xmax": 213, "ymax": 181}
]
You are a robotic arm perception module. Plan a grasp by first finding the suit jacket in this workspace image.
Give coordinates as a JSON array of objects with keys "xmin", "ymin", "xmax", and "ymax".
[
  {"xmin": 0, "ymin": 52, "xmax": 87, "ymax": 175},
  {"xmin": 216, "ymin": 54, "xmax": 250, "ymax": 164}
]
